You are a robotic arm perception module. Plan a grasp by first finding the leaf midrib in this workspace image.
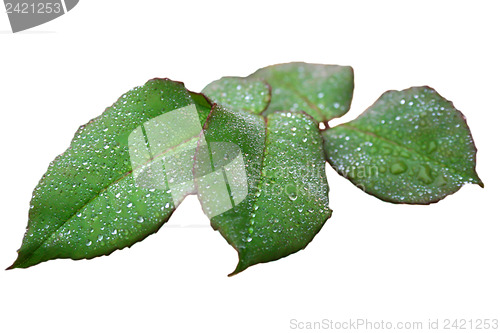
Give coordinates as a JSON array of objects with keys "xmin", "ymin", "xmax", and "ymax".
[
  {"xmin": 231, "ymin": 115, "xmax": 269, "ymax": 275},
  {"xmin": 336, "ymin": 123, "xmax": 458, "ymax": 176},
  {"xmin": 278, "ymin": 81, "xmax": 327, "ymax": 122},
  {"xmin": 16, "ymin": 131, "xmax": 205, "ymax": 267}
]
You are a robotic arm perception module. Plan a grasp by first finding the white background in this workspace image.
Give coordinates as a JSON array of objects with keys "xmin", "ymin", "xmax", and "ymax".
[{"xmin": 1, "ymin": 1, "xmax": 499, "ymax": 332}]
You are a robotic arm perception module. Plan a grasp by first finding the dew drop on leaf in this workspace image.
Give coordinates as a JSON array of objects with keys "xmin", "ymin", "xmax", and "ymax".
[{"xmin": 390, "ymin": 161, "xmax": 408, "ymax": 175}]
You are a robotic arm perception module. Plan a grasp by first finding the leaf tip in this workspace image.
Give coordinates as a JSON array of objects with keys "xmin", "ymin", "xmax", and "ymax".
[
  {"xmin": 470, "ymin": 169, "xmax": 484, "ymax": 188},
  {"xmin": 227, "ymin": 251, "xmax": 252, "ymax": 277},
  {"xmin": 6, "ymin": 252, "xmax": 35, "ymax": 270},
  {"xmin": 228, "ymin": 262, "xmax": 247, "ymax": 277},
  {"xmin": 227, "ymin": 270, "xmax": 239, "ymax": 277},
  {"xmin": 6, "ymin": 258, "xmax": 21, "ymax": 271}
]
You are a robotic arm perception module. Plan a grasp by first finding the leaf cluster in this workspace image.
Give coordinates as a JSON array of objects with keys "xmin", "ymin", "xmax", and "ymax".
[{"xmin": 8, "ymin": 63, "xmax": 482, "ymax": 275}]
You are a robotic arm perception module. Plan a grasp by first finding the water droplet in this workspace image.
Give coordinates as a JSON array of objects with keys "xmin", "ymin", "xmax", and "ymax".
[
  {"xmin": 435, "ymin": 174, "xmax": 447, "ymax": 187},
  {"xmin": 427, "ymin": 141, "xmax": 437, "ymax": 153},
  {"xmin": 86, "ymin": 240, "xmax": 92, "ymax": 246},
  {"xmin": 97, "ymin": 235, "xmax": 103, "ymax": 242},
  {"xmin": 288, "ymin": 192, "xmax": 298, "ymax": 201},
  {"xmin": 390, "ymin": 161, "xmax": 408, "ymax": 175},
  {"xmin": 127, "ymin": 202, "xmax": 133, "ymax": 208},
  {"xmin": 417, "ymin": 164, "xmax": 434, "ymax": 184},
  {"xmin": 400, "ymin": 150, "xmax": 411, "ymax": 158},
  {"xmin": 137, "ymin": 216, "xmax": 144, "ymax": 223},
  {"xmin": 381, "ymin": 146, "xmax": 392, "ymax": 155}
]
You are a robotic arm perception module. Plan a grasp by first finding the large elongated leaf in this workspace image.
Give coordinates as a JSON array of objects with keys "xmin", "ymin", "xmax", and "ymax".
[
  {"xmin": 9, "ymin": 79, "xmax": 211, "ymax": 269},
  {"xmin": 249, "ymin": 62, "xmax": 354, "ymax": 122},
  {"xmin": 195, "ymin": 107, "xmax": 331, "ymax": 275},
  {"xmin": 323, "ymin": 86, "xmax": 483, "ymax": 204}
]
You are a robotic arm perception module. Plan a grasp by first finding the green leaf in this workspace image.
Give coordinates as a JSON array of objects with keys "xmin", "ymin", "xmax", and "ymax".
[
  {"xmin": 195, "ymin": 107, "xmax": 332, "ymax": 275},
  {"xmin": 249, "ymin": 62, "xmax": 354, "ymax": 122},
  {"xmin": 9, "ymin": 79, "xmax": 211, "ymax": 269},
  {"xmin": 323, "ymin": 86, "xmax": 483, "ymax": 204},
  {"xmin": 202, "ymin": 77, "xmax": 271, "ymax": 114}
]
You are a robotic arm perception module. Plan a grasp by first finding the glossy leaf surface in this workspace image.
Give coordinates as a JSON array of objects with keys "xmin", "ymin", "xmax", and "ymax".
[
  {"xmin": 249, "ymin": 62, "xmax": 354, "ymax": 122},
  {"xmin": 9, "ymin": 79, "xmax": 210, "ymax": 269},
  {"xmin": 323, "ymin": 86, "xmax": 483, "ymax": 204},
  {"xmin": 196, "ymin": 107, "xmax": 332, "ymax": 275},
  {"xmin": 202, "ymin": 76, "xmax": 271, "ymax": 114}
]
